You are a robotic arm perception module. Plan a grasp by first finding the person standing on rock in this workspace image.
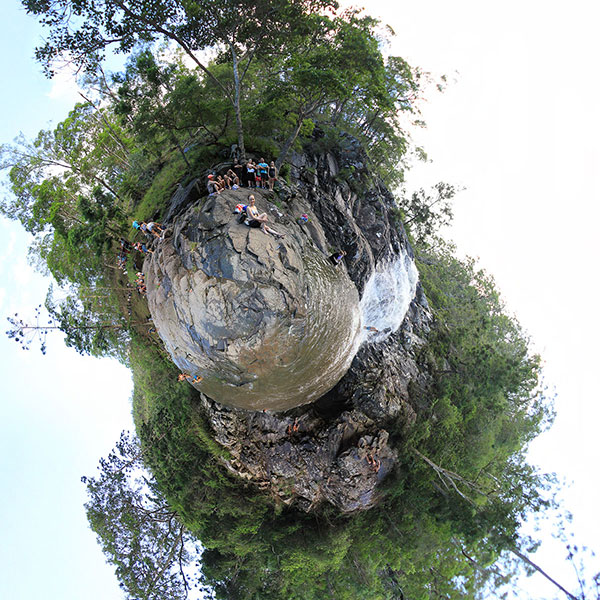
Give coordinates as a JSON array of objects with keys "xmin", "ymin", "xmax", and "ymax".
[
  {"xmin": 257, "ymin": 158, "xmax": 269, "ymax": 189},
  {"xmin": 246, "ymin": 195, "xmax": 285, "ymax": 238},
  {"xmin": 216, "ymin": 174, "xmax": 228, "ymax": 190},
  {"xmin": 246, "ymin": 160, "xmax": 256, "ymax": 188},
  {"xmin": 146, "ymin": 222, "xmax": 164, "ymax": 238},
  {"xmin": 268, "ymin": 161, "xmax": 278, "ymax": 190},
  {"xmin": 233, "ymin": 159, "xmax": 244, "ymax": 186}
]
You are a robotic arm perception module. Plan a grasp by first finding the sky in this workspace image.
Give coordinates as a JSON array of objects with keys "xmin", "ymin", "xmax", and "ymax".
[{"xmin": 0, "ymin": 0, "xmax": 598, "ymax": 598}]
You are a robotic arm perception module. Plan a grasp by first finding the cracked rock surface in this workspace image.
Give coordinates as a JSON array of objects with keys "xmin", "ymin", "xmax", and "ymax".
[{"xmin": 145, "ymin": 189, "xmax": 361, "ymax": 411}]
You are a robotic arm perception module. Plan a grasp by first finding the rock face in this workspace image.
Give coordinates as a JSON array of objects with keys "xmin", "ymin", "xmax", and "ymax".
[
  {"xmin": 145, "ymin": 190, "xmax": 361, "ymax": 411},
  {"xmin": 145, "ymin": 132, "xmax": 434, "ymax": 512}
]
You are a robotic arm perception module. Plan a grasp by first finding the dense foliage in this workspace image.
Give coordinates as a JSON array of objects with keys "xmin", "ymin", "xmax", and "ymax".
[{"xmin": 3, "ymin": 1, "xmax": 586, "ymax": 598}]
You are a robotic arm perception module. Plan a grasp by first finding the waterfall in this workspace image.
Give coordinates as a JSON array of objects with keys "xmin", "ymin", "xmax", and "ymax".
[{"xmin": 359, "ymin": 248, "xmax": 419, "ymax": 344}]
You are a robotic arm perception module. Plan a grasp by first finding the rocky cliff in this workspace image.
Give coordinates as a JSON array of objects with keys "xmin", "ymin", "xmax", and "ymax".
[{"xmin": 144, "ymin": 134, "xmax": 433, "ymax": 512}]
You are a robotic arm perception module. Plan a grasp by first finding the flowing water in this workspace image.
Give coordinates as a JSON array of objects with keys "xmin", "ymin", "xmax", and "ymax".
[{"xmin": 358, "ymin": 248, "xmax": 420, "ymax": 345}]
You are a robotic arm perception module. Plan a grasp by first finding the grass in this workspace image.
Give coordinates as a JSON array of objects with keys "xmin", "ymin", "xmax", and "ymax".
[
  {"xmin": 133, "ymin": 154, "xmax": 189, "ymax": 222},
  {"xmin": 132, "ymin": 144, "xmax": 222, "ymax": 222}
]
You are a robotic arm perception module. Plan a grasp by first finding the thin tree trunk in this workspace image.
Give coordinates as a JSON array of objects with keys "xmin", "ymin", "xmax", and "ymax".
[
  {"xmin": 144, "ymin": 531, "xmax": 184, "ymax": 597},
  {"xmin": 113, "ymin": 0, "xmax": 233, "ymax": 104},
  {"xmin": 230, "ymin": 43, "xmax": 245, "ymax": 160},
  {"xmin": 78, "ymin": 92, "xmax": 130, "ymax": 153},
  {"xmin": 414, "ymin": 448, "xmax": 580, "ymax": 600},
  {"xmin": 276, "ymin": 115, "xmax": 305, "ymax": 170},
  {"xmin": 509, "ymin": 546, "xmax": 579, "ymax": 600},
  {"xmin": 170, "ymin": 131, "xmax": 190, "ymax": 169}
]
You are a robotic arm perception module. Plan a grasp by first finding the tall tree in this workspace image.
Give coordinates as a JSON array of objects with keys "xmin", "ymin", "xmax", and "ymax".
[
  {"xmin": 114, "ymin": 49, "xmax": 193, "ymax": 167},
  {"xmin": 22, "ymin": 0, "xmax": 337, "ymax": 158},
  {"xmin": 83, "ymin": 431, "xmax": 206, "ymax": 599},
  {"xmin": 250, "ymin": 10, "xmax": 420, "ymax": 169}
]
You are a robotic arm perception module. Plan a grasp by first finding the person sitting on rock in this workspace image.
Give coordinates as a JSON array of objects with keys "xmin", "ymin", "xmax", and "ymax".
[
  {"xmin": 178, "ymin": 373, "xmax": 203, "ymax": 383},
  {"xmin": 207, "ymin": 174, "xmax": 220, "ymax": 195},
  {"xmin": 216, "ymin": 174, "xmax": 228, "ymax": 190},
  {"xmin": 245, "ymin": 194, "xmax": 285, "ymax": 238},
  {"xmin": 146, "ymin": 222, "xmax": 164, "ymax": 238},
  {"xmin": 329, "ymin": 249, "xmax": 347, "ymax": 266},
  {"xmin": 226, "ymin": 168, "xmax": 239, "ymax": 188},
  {"xmin": 134, "ymin": 241, "xmax": 153, "ymax": 254},
  {"xmin": 134, "ymin": 221, "xmax": 153, "ymax": 239}
]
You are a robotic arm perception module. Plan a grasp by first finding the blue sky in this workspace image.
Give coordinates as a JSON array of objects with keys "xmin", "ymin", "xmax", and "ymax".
[
  {"xmin": 0, "ymin": 5, "xmax": 133, "ymax": 598},
  {"xmin": 1, "ymin": 0, "xmax": 598, "ymax": 598}
]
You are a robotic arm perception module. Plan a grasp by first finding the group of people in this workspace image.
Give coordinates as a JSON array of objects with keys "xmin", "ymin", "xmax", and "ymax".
[
  {"xmin": 207, "ymin": 171, "xmax": 239, "ymax": 194},
  {"xmin": 207, "ymin": 157, "xmax": 278, "ymax": 195},
  {"xmin": 133, "ymin": 241, "xmax": 153, "ymax": 255},
  {"xmin": 116, "ymin": 236, "xmax": 156, "ymax": 274},
  {"xmin": 116, "ymin": 238, "xmax": 133, "ymax": 274},
  {"xmin": 178, "ymin": 373, "xmax": 203, "ymax": 384},
  {"xmin": 240, "ymin": 158, "xmax": 278, "ymax": 189}
]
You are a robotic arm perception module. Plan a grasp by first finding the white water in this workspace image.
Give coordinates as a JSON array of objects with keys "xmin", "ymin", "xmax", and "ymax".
[{"xmin": 359, "ymin": 249, "xmax": 420, "ymax": 345}]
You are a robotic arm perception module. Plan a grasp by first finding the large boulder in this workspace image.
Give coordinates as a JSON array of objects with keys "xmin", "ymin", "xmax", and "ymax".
[{"xmin": 145, "ymin": 189, "xmax": 361, "ymax": 411}]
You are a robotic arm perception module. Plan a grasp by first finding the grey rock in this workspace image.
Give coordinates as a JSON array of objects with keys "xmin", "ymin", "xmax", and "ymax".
[{"xmin": 146, "ymin": 189, "xmax": 361, "ymax": 411}]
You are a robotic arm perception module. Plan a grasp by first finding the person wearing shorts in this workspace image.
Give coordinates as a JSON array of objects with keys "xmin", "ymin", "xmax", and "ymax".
[
  {"xmin": 257, "ymin": 158, "xmax": 269, "ymax": 188},
  {"xmin": 246, "ymin": 160, "xmax": 256, "ymax": 187},
  {"xmin": 268, "ymin": 161, "xmax": 278, "ymax": 190},
  {"xmin": 245, "ymin": 194, "xmax": 285, "ymax": 238}
]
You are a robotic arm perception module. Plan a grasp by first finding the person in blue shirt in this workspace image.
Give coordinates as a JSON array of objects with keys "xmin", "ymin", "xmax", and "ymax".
[{"xmin": 257, "ymin": 158, "xmax": 269, "ymax": 189}]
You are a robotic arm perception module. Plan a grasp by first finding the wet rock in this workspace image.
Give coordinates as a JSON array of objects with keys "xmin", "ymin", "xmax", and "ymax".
[{"xmin": 196, "ymin": 396, "xmax": 395, "ymax": 512}]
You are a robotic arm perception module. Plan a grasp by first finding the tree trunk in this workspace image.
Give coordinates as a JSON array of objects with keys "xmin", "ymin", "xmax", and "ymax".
[
  {"xmin": 230, "ymin": 43, "xmax": 245, "ymax": 160},
  {"xmin": 113, "ymin": 0, "xmax": 233, "ymax": 104},
  {"xmin": 165, "ymin": 121, "xmax": 190, "ymax": 169},
  {"xmin": 276, "ymin": 115, "xmax": 305, "ymax": 171},
  {"xmin": 509, "ymin": 546, "xmax": 579, "ymax": 600}
]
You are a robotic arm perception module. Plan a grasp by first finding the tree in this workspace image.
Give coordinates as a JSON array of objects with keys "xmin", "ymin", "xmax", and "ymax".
[
  {"xmin": 6, "ymin": 286, "xmax": 142, "ymax": 358},
  {"xmin": 0, "ymin": 103, "xmax": 129, "ymax": 229},
  {"xmin": 114, "ymin": 49, "xmax": 193, "ymax": 167},
  {"xmin": 243, "ymin": 10, "xmax": 422, "ymax": 170},
  {"xmin": 83, "ymin": 431, "xmax": 208, "ymax": 599},
  {"xmin": 262, "ymin": 11, "xmax": 391, "ymax": 168},
  {"xmin": 22, "ymin": 0, "xmax": 337, "ymax": 158},
  {"xmin": 113, "ymin": 48, "xmax": 233, "ymax": 164},
  {"xmin": 399, "ymin": 182, "xmax": 459, "ymax": 245}
]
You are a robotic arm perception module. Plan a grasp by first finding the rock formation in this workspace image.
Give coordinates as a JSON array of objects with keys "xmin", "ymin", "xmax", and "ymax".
[
  {"xmin": 145, "ymin": 189, "xmax": 361, "ymax": 411},
  {"xmin": 144, "ymin": 132, "xmax": 433, "ymax": 512}
]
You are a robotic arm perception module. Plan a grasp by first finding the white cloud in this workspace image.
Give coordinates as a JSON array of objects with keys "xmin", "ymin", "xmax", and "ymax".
[
  {"xmin": 0, "ymin": 229, "xmax": 17, "ymax": 273},
  {"xmin": 46, "ymin": 67, "xmax": 82, "ymax": 106}
]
